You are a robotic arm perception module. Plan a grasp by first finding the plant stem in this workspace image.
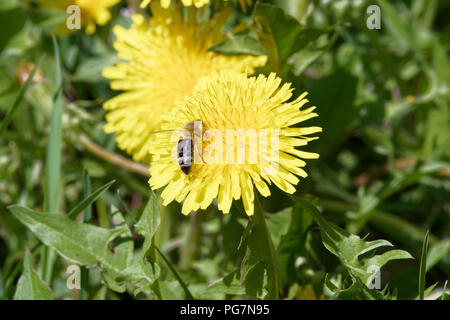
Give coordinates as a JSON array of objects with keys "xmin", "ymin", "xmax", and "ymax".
[
  {"xmin": 179, "ymin": 212, "xmax": 203, "ymax": 270},
  {"xmin": 155, "ymin": 246, "xmax": 195, "ymax": 300},
  {"xmin": 253, "ymin": 195, "xmax": 280, "ymax": 300},
  {"xmin": 80, "ymin": 134, "xmax": 150, "ymax": 177}
]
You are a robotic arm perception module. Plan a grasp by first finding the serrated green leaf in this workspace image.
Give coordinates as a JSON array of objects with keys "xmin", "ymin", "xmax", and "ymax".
[
  {"xmin": 298, "ymin": 198, "xmax": 412, "ymax": 298},
  {"xmin": 135, "ymin": 192, "xmax": 160, "ymax": 257},
  {"xmin": 324, "ymin": 275, "xmax": 385, "ymax": 300},
  {"xmin": 14, "ymin": 250, "xmax": 53, "ymax": 300},
  {"xmin": 117, "ymin": 260, "xmax": 160, "ymax": 296},
  {"xmin": 110, "ymin": 206, "xmax": 134, "ymax": 270}
]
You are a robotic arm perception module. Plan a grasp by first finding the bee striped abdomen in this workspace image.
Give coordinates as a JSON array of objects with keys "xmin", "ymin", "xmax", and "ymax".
[{"xmin": 177, "ymin": 138, "xmax": 193, "ymax": 174}]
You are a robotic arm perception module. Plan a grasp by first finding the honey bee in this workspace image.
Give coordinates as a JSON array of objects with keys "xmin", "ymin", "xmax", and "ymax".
[
  {"xmin": 177, "ymin": 121, "xmax": 203, "ymax": 175},
  {"xmin": 149, "ymin": 121, "xmax": 203, "ymax": 175}
]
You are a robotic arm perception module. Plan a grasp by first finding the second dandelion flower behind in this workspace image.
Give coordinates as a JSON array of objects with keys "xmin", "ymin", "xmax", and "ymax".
[{"xmin": 102, "ymin": 3, "xmax": 267, "ymax": 162}]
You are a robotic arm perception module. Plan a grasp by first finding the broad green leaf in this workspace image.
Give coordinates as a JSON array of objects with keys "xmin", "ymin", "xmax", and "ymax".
[
  {"xmin": 209, "ymin": 29, "xmax": 266, "ymax": 56},
  {"xmin": 276, "ymin": 206, "xmax": 312, "ymax": 286},
  {"xmin": 11, "ymin": 204, "xmax": 162, "ymax": 295},
  {"xmin": 10, "ymin": 205, "xmax": 129, "ymax": 274},
  {"xmin": 14, "ymin": 250, "xmax": 53, "ymax": 300}
]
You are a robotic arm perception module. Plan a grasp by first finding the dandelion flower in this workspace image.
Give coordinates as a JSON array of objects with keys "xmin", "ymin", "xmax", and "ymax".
[
  {"xmin": 149, "ymin": 71, "xmax": 321, "ymax": 216},
  {"xmin": 37, "ymin": 0, "xmax": 119, "ymax": 34},
  {"xmin": 102, "ymin": 3, "xmax": 267, "ymax": 161}
]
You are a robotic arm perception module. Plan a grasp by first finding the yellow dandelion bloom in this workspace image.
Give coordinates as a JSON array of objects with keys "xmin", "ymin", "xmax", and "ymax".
[
  {"xmin": 37, "ymin": 0, "xmax": 119, "ymax": 34},
  {"xmin": 149, "ymin": 71, "xmax": 321, "ymax": 216},
  {"xmin": 102, "ymin": 3, "xmax": 267, "ymax": 162}
]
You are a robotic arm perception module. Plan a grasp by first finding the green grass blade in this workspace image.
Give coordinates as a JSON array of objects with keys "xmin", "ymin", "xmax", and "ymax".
[
  {"xmin": 82, "ymin": 169, "xmax": 92, "ymax": 223},
  {"xmin": 41, "ymin": 34, "xmax": 63, "ymax": 284},
  {"xmin": 44, "ymin": 34, "xmax": 63, "ymax": 213},
  {"xmin": 419, "ymin": 230, "xmax": 429, "ymax": 300},
  {"xmin": 117, "ymin": 190, "xmax": 132, "ymax": 217},
  {"xmin": 67, "ymin": 180, "xmax": 115, "ymax": 219},
  {"xmin": 155, "ymin": 245, "xmax": 195, "ymax": 300},
  {"xmin": 80, "ymin": 170, "xmax": 91, "ymax": 300},
  {"xmin": 0, "ymin": 55, "xmax": 45, "ymax": 137}
]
